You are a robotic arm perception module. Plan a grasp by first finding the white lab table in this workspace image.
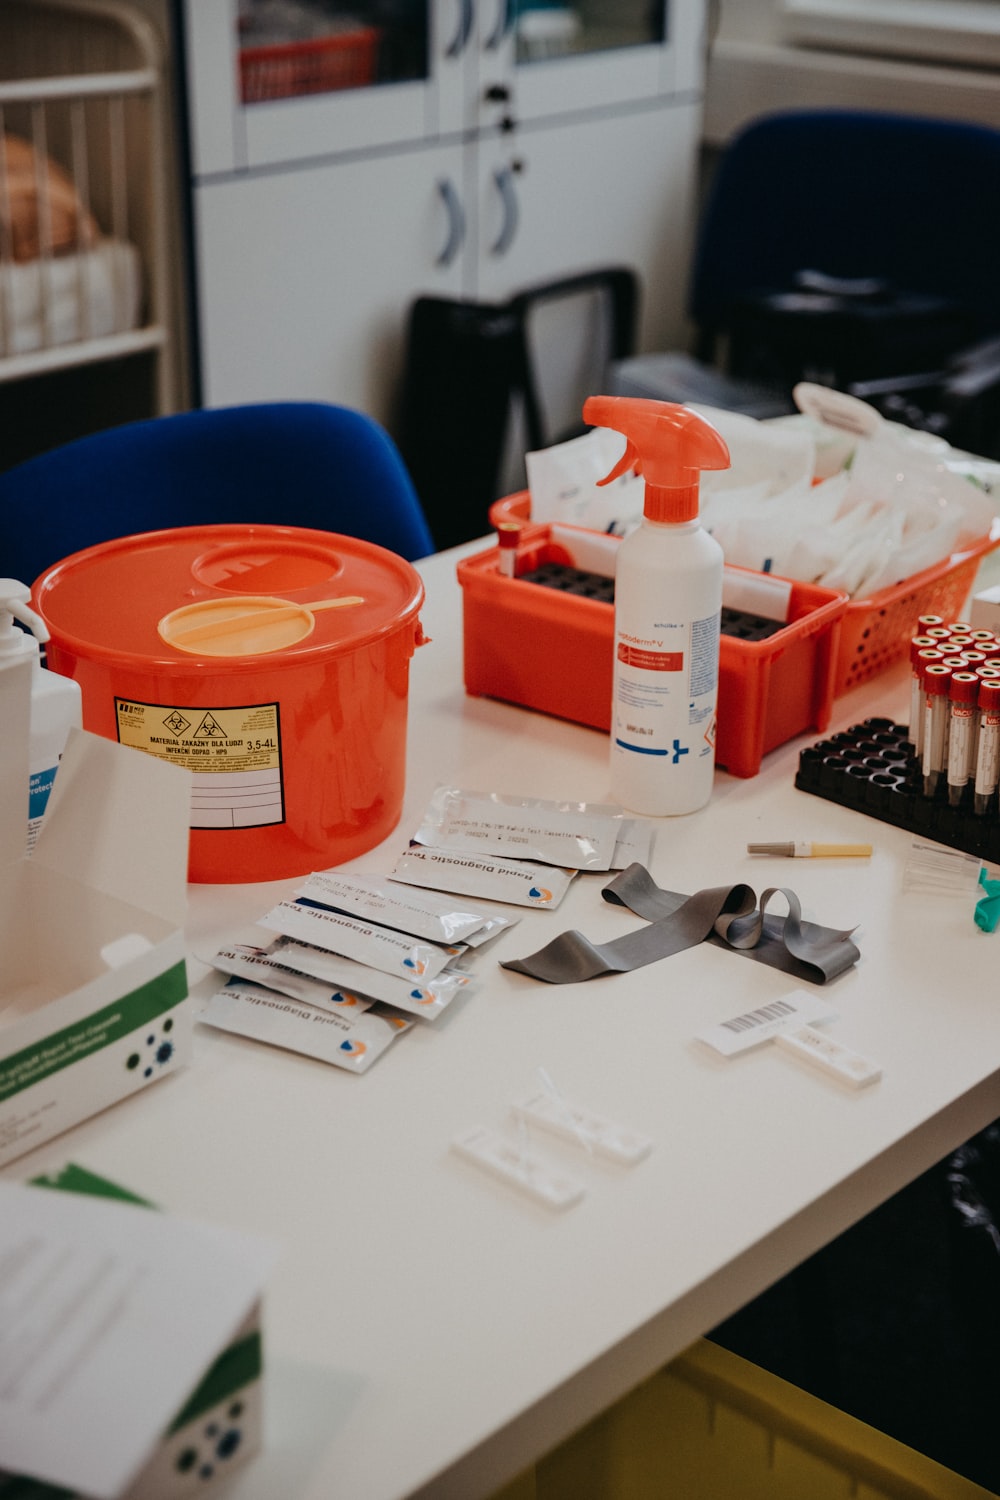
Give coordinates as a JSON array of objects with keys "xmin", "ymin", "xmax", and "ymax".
[{"xmin": 8, "ymin": 542, "xmax": 1000, "ymax": 1500}]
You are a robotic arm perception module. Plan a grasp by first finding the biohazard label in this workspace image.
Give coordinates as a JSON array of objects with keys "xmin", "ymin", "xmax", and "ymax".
[{"xmin": 115, "ymin": 699, "xmax": 284, "ymax": 830}]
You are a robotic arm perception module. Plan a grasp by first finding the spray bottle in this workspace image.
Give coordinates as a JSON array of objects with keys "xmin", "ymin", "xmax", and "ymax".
[
  {"xmin": 581, "ymin": 397, "xmax": 730, "ymax": 816},
  {"xmin": 0, "ymin": 580, "xmax": 82, "ymax": 852}
]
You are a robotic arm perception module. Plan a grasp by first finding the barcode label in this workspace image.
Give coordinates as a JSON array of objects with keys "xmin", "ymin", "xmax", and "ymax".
[
  {"xmin": 698, "ymin": 990, "xmax": 838, "ymax": 1056},
  {"xmin": 722, "ymin": 998, "xmax": 798, "ymax": 1034}
]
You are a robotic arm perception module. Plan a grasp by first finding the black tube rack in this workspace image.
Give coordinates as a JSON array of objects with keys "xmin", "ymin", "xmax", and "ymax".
[{"xmin": 795, "ymin": 717, "xmax": 1000, "ymax": 863}]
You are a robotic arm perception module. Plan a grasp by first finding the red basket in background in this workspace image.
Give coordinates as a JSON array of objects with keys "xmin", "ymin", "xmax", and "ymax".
[
  {"xmin": 834, "ymin": 528, "xmax": 1000, "ymax": 695},
  {"xmin": 239, "ymin": 28, "xmax": 381, "ymax": 104}
]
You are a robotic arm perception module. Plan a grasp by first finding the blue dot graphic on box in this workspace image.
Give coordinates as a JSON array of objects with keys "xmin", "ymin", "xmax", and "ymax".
[
  {"xmin": 175, "ymin": 1400, "xmax": 246, "ymax": 1483},
  {"xmin": 126, "ymin": 1017, "xmax": 176, "ymax": 1079}
]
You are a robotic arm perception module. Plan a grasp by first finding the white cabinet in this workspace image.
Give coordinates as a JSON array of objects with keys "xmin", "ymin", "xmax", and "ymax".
[
  {"xmin": 473, "ymin": 100, "xmax": 702, "ymax": 349},
  {"xmin": 181, "ymin": 0, "xmax": 707, "ymax": 429},
  {"xmin": 192, "ymin": 140, "xmax": 467, "ymax": 417}
]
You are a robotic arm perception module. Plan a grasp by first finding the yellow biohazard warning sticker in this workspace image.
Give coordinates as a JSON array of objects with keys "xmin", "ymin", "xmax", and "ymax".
[{"xmin": 115, "ymin": 700, "xmax": 284, "ymax": 829}]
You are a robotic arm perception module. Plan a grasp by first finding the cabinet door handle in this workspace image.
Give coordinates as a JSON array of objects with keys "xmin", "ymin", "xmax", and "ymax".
[
  {"xmin": 484, "ymin": 0, "xmax": 512, "ymax": 50},
  {"xmin": 445, "ymin": 0, "xmax": 474, "ymax": 57},
  {"xmin": 490, "ymin": 165, "xmax": 520, "ymax": 257},
  {"xmin": 436, "ymin": 177, "xmax": 466, "ymax": 267}
]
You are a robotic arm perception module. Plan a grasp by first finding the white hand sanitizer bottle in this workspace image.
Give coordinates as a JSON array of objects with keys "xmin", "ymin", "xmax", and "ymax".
[
  {"xmin": 0, "ymin": 580, "xmax": 82, "ymax": 852},
  {"xmin": 581, "ymin": 398, "xmax": 730, "ymax": 817}
]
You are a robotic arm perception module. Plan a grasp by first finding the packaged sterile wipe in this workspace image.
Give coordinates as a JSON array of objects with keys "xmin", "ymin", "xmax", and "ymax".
[
  {"xmin": 392, "ymin": 845, "xmax": 577, "ymax": 908},
  {"xmin": 413, "ymin": 787, "xmax": 623, "ymax": 870},
  {"xmin": 694, "ymin": 402, "xmax": 815, "ymax": 505},
  {"xmin": 694, "ymin": 382, "xmax": 997, "ymax": 597},
  {"xmin": 294, "ymin": 870, "xmax": 500, "ymax": 945},
  {"xmin": 266, "ymin": 937, "xmax": 470, "ymax": 1020},
  {"xmin": 199, "ymin": 979, "xmax": 411, "ymax": 1074},
  {"xmin": 211, "ymin": 942, "xmax": 377, "ymax": 1015},
  {"xmin": 526, "ymin": 426, "xmax": 645, "ymax": 533},
  {"xmin": 258, "ymin": 899, "xmax": 459, "ymax": 981}
]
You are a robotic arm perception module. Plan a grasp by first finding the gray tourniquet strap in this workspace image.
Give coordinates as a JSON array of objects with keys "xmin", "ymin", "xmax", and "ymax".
[{"xmin": 500, "ymin": 862, "xmax": 859, "ymax": 985}]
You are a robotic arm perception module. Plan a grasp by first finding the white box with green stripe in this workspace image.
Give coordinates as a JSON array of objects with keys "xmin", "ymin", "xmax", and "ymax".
[
  {"xmin": 7, "ymin": 1165, "xmax": 265, "ymax": 1499},
  {"xmin": 1, "ymin": 645, "xmax": 192, "ymax": 1168}
]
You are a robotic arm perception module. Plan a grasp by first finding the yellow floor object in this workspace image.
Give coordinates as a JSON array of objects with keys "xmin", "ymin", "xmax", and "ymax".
[{"xmin": 492, "ymin": 1339, "xmax": 996, "ymax": 1500}]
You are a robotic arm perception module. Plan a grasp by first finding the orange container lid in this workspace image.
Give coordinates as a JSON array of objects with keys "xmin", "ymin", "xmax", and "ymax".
[{"xmin": 32, "ymin": 525, "xmax": 424, "ymax": 672}]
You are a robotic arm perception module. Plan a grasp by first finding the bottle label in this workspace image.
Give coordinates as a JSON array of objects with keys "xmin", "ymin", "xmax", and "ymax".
[
  {"xmin": 617, "ymin": 643, "xmax": 683, "ymax": 672},
  {"xmin": 614, "ymin": 611, "xmax": 719, "ymax": 762},
  {"xmin": 26, "ymin": 764, "xmax": 58, "ymax": 854}
]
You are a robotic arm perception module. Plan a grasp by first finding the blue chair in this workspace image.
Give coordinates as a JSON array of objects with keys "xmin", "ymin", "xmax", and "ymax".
[
  {"xmin": 0, "ymin": 401, "xmax": 435, "ymax": 585},
  {"xmin": 611, "ymin": 108, "xmax": 1000, "ymax": 418}
]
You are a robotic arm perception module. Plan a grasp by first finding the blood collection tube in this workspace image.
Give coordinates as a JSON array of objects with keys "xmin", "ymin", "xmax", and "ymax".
[
  {"xmin": 946, "ymin": 672, "xmax": 980, "ymax": 806},
  {"xmin": 909, "ymin": 637, "xmax": 939, "ymax": 754},
  {"xmin": 949, "ymin": 620, "xmax": 974, "ymax": 634},
  {"xmin": 917, "ymin": 614, "xmax": 944, "ymax": 629},
  {"xmin": 975, "ymin": 679, "xmax": 1000, "ymax": 816},
  {"xmin": 970, "ymin": 630, "xmax": 997, "ymax": 647},
  {"xmin": 925, "ymin": 627, "xmax": 953, "ymax": 643},
  {"xmin": 960, "ymin": 650, "xmax": 987, "ymax": 666},
  {"xmin": 948, "ymin": 634, "xmax": 974, "ymax": 651},
  {"xmin": 914, "ymin": 648, "xmax": 944, "ymax": 753},
  {"xmin": 922, "ymin": 662, "xmax": 952, "ymax": 797},
  {"xmin": 970, "ymin": 668, "xmax": 1000, "ymax": 773},
  {"xmin": 915, "ymin": 647, "xmax": 944, "ymax": 692},
  {"xmin": 496, "ymin": 521, "xmax": 522, "ymax": 578}
]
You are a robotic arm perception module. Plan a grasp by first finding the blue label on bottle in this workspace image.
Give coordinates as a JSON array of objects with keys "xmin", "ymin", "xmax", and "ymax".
[{"xmin": 29, "ymin": 765, "xmax": 57, "ymax": 821}]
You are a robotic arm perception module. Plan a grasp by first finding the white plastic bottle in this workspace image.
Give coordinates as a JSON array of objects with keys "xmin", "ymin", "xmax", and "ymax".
[
  {"xmin": 581, "ymin": 398, "xmax": 731, "ymax": 816},
  {"xmin": 0, "ymin": 580, "xmax": 82, "ymax": 852}
]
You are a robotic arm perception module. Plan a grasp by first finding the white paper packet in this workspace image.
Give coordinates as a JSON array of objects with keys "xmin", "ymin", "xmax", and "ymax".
[
  {"xmin": 266, "ymin": 937, "xmax": 471, "ymax": 1021},
  {"xmin": 391, "ymin": 845, "xmax": 577, "ymax": 908},
  {"xmin": 413, "ymin": 786, "xmax": 625, "ymax": 870},
  {"xmin": 211, "ymin": 941, "xmax": 378, "ymax": 1015},
  {"xmin": 612, "ymin": 817, "xmax": 654, "ymax": 870},
  {"xmin": 526, "ymin": 426, "xmax": 644, "ymax": 532},
  {"xmin": 259, "ymin": 899, "xmax": 460, "ymax": 980},
  {"xmin": 697, "ymin": 383, "xmax": 997, "ymax": 595},
  {"xmin": 294, "ymin": 870, "xmax": 504, "ymax": 944},
  {"xmin": 199, "ymin": 979, "xmax": 411, "ymax": 1074},
  {"xmin": 460, "ymin": 912, "xmax": 520, "ymax": 946}
]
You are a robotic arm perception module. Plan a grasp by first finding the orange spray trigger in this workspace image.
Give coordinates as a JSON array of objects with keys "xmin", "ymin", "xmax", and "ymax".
[
  {"xmin": 596, "ymin": 437, "xmax": 640, "ymax": 487},
  {"xmin": 582, "ymin": 395, "xmax": 730, "ymax": 524}
]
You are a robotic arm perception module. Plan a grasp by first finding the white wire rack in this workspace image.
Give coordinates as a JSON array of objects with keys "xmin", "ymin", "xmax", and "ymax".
[{"xmin": 0, "ymin": 0, "xmax": 172, "ymax": 408}]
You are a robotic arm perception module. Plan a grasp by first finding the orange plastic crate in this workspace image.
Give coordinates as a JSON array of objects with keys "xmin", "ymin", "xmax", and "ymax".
[
  {"xmin": 459, "ymin": 504, "xmax": 849, "ymax": 779},
  {"xmin": 490, "ymin": 493, "xmax": 1000, "ymax": 701},
  {"xmin": 239, "ymin": 28, "xmax": 380, "ymax": 104}
]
